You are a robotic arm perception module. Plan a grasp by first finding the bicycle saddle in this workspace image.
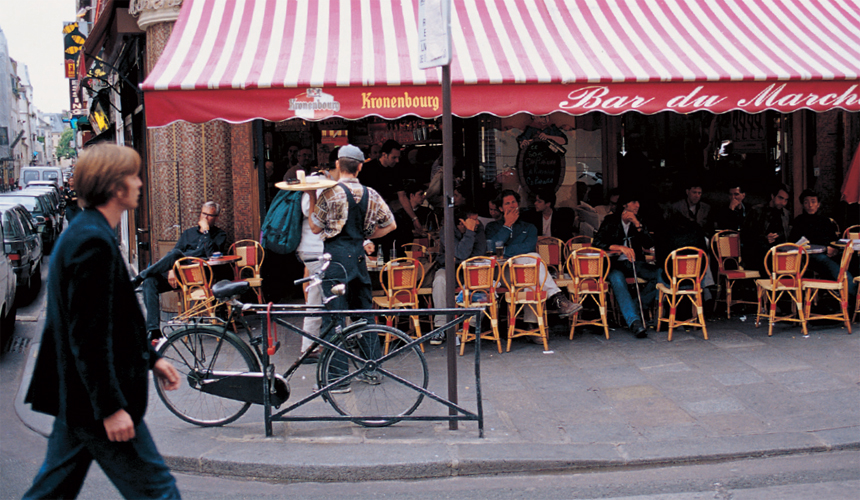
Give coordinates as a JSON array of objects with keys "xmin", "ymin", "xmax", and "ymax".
[{"xmin": 212, "ymin": 280, "xmax": 251, "ymax": 300}]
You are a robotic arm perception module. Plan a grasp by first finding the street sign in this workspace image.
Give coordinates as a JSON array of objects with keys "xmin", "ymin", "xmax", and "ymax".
[{"xmin": 417, "ymin": 0, "xmax": 451, "ymax": 69}]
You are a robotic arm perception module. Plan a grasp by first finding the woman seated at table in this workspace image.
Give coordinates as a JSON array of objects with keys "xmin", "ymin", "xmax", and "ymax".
[{"xmin": 788, "ymin": 189, "xmax": 855, "ymax": 295}]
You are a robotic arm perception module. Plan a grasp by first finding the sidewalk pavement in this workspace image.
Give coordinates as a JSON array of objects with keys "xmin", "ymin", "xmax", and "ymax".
[{"xmin": 17, "ymin": 312, "xmax": 860, "ymax": 483}]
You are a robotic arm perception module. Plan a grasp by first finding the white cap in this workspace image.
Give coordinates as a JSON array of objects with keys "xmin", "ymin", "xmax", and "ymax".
[{"xmin": 338, "ymin": 144, "xmax": 365, "ymax": 162}]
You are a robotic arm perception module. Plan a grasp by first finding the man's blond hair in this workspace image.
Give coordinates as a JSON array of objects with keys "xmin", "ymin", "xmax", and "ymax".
[{"xmin": 75, "ymin": 144, "xmax": 141, "ymax": 208}]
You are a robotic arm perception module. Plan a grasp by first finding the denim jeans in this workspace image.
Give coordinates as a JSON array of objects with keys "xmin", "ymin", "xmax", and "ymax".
[
  {"xmin": 24, "ymin": 419, "xmax": 180, "ymax": 500},
  {"xmin": 139, "ymin": 249, "xmax": 185, "ymax": 333},
  {"xmin": 607, "ymin": 259, "xmax": 664, "ymax": 327}
]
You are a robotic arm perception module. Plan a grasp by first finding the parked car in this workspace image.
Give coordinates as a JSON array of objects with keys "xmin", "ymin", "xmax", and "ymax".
[
  {"xmin": 0, "ymin": 193, "xmax": 57, "ymax": 250},
  {"xmin": 24, "ymin": 181, "xmax": 64, "ymax": 207},
  {"xmin": 21, "ymin": 186, "xmax": 64, "ymax": 232},
  {"xmin": 0, "ymin": 202, "xmax": 43, "ymax": 304},
  {"xmin": 0, "ymin": 218, "xmax": 18, "ymax": 340},
  {"xmin": 18, "ymin": 166, "xmax": 64, "ymax": 190}
]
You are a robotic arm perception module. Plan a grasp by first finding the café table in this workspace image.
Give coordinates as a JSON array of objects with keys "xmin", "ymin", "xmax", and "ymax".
[{"xmin": 207, "ymin": 254, "xmax": 242, "ymax": 282}]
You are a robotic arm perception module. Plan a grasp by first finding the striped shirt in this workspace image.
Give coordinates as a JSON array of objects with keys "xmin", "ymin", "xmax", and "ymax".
[{"xmin": 311, "ymin": 178, "xmax": 394, "ymax": 241}]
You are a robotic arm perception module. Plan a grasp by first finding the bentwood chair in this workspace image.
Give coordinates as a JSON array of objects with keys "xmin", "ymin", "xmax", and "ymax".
[
  {"xmin": 656, "ymin": 247, "xmax": 709, "ymax": 341},
  {"xmin": 565, "ymin": 236, "xmax": 593, "ymax": 261},
  {"xmin": 372, "ymin": 257, "xmax": 425, "ymax": 353},
  {"xmin": 537, "ymin": 236, "xmax": 566, "ymax": 278},
  {"xmin": 228, "ymin": 240, "xmax": 265, "ymax": 303},
  {"xmin": 455, "ymin": 257, "xmax": 503, "ymax": 355},
  {"xmin": 755, "ymin": 244, "xmax": 809, "ymax": 336},
  {"xmin": 711, "ymin": 230, "xmax": 760, "ymax": 318},
  {"xmin": 803, "ymin": 240, "xmax": 855, "ymax": 333},
  {"xmin": 172, "ymin": 257, "xmax": 217, "ymax": 321},
  {"xmin": 843, "ymin": 225, "xmax": 860, "ymax": 241},
  {"xmin": 565, "ymin": 247, "xmax": 611, "ymax": 340},
  {"xmin": 502, "ymin": 254, "xmax": 550, "ymax": 351}
]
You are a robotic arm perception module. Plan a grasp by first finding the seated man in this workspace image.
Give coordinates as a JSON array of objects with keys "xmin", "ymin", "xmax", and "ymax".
[
  {"xmin": 789, "ymin": 189, "xmax": 855, "ymax": 295},
  {"xmin": 485, "ymin": 190, "xmax": 581, "ymax": 323},
  {"xmin": 132, "ymin": 202, "xmax": 227, "ymax": 340},
  {"xmin": 593, "ymin": 190, "xmax": 663, "ymax": 338},
  {"xmin": 714, "ymin": 184, "xmax": 748, "ymax": 231},
  {"xmin": 669, "ymin": 180, "xmax": 710, "ymax": 230},
  {"xmin": 431, "ymin": 206, "xmax": 487, "ymax": 344},
  {"xmin": 524, "ymin": 189, "xmax": 576, "ymax": 242},
  {"xmin": 391, "ymin": 181, "xmax": 433, "ymax": 249},
  {"xmin": 741, "ymin": 183, "xmax": 792, "ymax": 274}
]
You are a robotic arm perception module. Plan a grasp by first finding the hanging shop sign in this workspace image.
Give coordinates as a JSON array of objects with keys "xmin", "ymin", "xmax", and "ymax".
[{"xmin": 63, "ymin": 22, "xmax": 86, "ymax": 79}]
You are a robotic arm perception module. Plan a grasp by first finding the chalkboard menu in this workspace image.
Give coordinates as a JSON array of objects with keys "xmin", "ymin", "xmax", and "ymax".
[{"xmin": 516, "ymin": 141, "xmax": 565, "ymax": 194}]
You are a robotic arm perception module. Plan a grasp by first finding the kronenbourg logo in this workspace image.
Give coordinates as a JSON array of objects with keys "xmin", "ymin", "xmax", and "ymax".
[{"xmin": 289, "ymin": 88, "xmax": 341, "ymax": 119}]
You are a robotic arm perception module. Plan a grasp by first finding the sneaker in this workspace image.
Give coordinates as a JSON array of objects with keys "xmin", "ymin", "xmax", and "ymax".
[
  {"xmin": 629, "ymin": 320, "xmax": 648, "ymax": 338},
  {"xmin": 549, "ymin": 293, "xmax": 583, "ymax": 318},
  {"xmin": 355, "ymin": 372, "xmax": 382, "ymax": 385},
  {"xmin": 429, "ymin": 332, "xmax": 445, "ymax": 345}
]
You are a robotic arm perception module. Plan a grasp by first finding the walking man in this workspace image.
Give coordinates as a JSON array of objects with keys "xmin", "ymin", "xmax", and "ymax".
[
  {"xmin": 308, "ymin": 145, "xmax": 396, "ymax": 391},
  {"xmin": 24, "ymin": 144, "xmax": 181, "ymax": 499}
]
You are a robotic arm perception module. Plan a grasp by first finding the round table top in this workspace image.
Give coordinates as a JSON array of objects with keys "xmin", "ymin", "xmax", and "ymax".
[
  {"xmin": 208, "ymin": 255, "xmax": 241, "ymax": 265},
  {"xmin": 276, "ymin": 179, "xmax": 338, "ymax": 191}
]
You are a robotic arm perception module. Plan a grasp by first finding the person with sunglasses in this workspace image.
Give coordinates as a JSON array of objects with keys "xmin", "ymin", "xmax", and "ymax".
[{"xmin": 131, "ymin": 201, "xmax": 227, "ymax": 342}]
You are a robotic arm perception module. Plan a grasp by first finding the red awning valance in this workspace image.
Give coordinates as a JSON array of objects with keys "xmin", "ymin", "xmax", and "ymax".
[{"xmin": 142, "ymin": 0, "xmax": 860, "ymax": 127}]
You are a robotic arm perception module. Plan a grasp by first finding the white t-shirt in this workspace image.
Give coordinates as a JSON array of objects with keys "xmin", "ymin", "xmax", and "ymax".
[{"xmin": 297, "ymin": 190, "xmax": 324, "ymax": 255}]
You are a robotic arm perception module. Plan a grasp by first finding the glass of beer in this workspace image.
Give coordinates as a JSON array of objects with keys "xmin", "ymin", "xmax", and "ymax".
[{"xmin": 495, "ymin": 241, "xmax": 505, "ymax": 259}]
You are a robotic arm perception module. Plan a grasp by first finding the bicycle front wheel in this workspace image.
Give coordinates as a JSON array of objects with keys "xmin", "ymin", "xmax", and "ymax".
[
  {"xmin": 156, "ymin": 328, "xmax": 259, "ymax": 427},
  {"xmin": 318, "ymin": 325, "xmax": 428, "ymax": 427}
]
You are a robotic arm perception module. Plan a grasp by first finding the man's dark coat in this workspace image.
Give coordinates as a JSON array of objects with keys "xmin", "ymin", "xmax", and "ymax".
[{"xmin": 26, "ymin": 208, "xmax": 159, "ymax": 429}]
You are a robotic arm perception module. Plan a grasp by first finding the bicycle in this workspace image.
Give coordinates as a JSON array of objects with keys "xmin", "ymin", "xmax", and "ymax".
[{"xmin": 153, "ymin": 255, "xmax": 429, "ymax": 428}]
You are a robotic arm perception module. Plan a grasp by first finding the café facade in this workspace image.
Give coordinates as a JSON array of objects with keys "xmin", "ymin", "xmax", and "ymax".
[{"xmin": 82, "ymin": 0, "xmax": 860, "ymax": 273}]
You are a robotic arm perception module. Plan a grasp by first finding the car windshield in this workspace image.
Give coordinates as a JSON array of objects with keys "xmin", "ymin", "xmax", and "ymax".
[
  {"xmin": 0, "ymin": 197, "xmax": 42, "ymax": 214},
  {"xmin": 22, "ymin": 171, "xmax": 40, "ymax": 184}
]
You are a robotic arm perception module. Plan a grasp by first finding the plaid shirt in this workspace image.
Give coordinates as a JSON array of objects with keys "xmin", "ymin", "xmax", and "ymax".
[{"xmin": 311, "ymin": 178, "xmax": 394, "ymax": 241}]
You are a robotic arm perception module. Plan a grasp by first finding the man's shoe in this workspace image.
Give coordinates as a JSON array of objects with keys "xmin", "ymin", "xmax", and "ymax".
[
  {"xmin": 429, "ymin": 332, "xmax": 445, "ymax": 345},
  {"xmin": 131, "ymin": 275, "xmax": 144, "ymax": 290},
  {"xmin": 629, "ymin": 320, "xmax": 647, "ymax": 338},
  {"xmin": 549, "ymin": 293, "xmax": 583, "ymax": 318},
  {"xmin": 300, "ymin": 350, "xmax": 320, "ymax": 365}
]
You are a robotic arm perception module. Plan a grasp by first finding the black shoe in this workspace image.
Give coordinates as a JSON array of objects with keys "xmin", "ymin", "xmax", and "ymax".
[
  {"xmin": 548, "ymin": 293, "xmax": 583, "ymax": 318},
  {"xmin": 629, "ymin": 320, "xmax": 647, "ymax": 338},
  {"xmin": 131, "ymin": 275, "xmax": 144, "ymax": 290},
  {"xmin": 300, "ymin": 350, "xmax": 320, "ymax": 365}
]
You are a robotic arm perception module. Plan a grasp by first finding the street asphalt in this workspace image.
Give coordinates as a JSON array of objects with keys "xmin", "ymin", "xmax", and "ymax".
[{"xmin": 15, "ymin": 305, "xmax": 860, "ymax": 483}]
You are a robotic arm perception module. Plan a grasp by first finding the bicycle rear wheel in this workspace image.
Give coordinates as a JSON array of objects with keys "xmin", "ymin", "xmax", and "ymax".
[
  {"xmin": 318, "ymin": 325, "xmax": 428, "ymax": 427},
  {"xmin": 156, "ymin": 327, "xmax": 259, "ymax": 426}
]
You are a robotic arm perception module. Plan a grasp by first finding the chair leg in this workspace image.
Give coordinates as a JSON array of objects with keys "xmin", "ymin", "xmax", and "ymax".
[
  {"xmin": 656, "ymin": 291, "xmax": 665, "ymax": 332},
  {"xmin": 599, "ymin": 293, "xmax": 610, "ymax": 339},
  {"xmin": 840, "ymin": 287, "xmax": 852, "ymax": 334},
  {"xmin": 506, "ymin": 302, "xmax": 515, "ymax": 352},
  {"xmin": 767, "ymin": 292, "xmax": 776, "ymax": 337},
  {"xmin": 667, "ymin": 298, "xmax": 677, "ymax": 341},
  {"xmin": 696, "ymin": 292, "xmax": 708, "ymax": 340},
  {"xmin": 795, "ymin": 290, "xmax": 807, "ymax": 336},
  {"xmin": 755, "ymin": 285, "xmax": 763, "ymax": 328},
  {"xmin": 725, "ymin": 280, "xmax": 733, "ymax": 318},
  {"xmin": 537, "ymin": 304, "xmax": 548, "ymax": 351}
]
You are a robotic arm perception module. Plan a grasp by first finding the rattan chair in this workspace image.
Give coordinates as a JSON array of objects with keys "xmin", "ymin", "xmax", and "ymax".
[
  {"xmin": 755, "ymin": 244, "xmax": 808, "ymax": 336},
  {"xmin": 228, "ymin": 239, "xmax": 265, "ymax": 303},
  {"xmin": 565, "ymin": 247, "xmax": 611, "ymax": 340},
  {"xmin": 656, "ymin": 247, "xmax": 709, "ymax": 341},
  {"xmin": 803, "ymin": 240, "xmax": 854, "ymax": 333},
  {"xmin": 372, "ymin": 257, "xmax": 425, "ymax": 353},
  {"xmin": 537, "ymin": 236, "xmax": 566, "ymax": 278},
  {"xmin": 455, "ymin": 256, "xmax": 503, "ymax": 355},
  {"xmin": 711, "ymin": 230, "xmax": 760, "ymax": 318},
  {"xmin": 171, "ymin": 257, "xmax": 217, "ymax": 321},
  {"xmin": 502, "ymin": 254, "xmax": 550, "ymax": 351}
]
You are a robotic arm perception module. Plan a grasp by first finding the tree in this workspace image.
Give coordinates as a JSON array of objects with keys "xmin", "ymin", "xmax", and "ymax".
[{"xmin": 55, "ymin": 128, "xmax": 77, "ymax": 160}]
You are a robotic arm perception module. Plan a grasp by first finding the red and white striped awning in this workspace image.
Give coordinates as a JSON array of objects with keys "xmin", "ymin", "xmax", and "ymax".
[{"xmin": 142, "ymin": 0, "xmax": 860, "ymax": 127}]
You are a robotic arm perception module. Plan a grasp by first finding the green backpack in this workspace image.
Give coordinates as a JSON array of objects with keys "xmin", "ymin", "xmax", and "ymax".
[{"xmin": 260, "ymin": 190, "xmax": 303, "ymax": 254}]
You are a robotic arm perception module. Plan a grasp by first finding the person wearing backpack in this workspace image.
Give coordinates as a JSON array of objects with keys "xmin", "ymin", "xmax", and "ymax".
[{"xmin": 131, "ymin": 202, "xmax": 227, "ymax": 341}]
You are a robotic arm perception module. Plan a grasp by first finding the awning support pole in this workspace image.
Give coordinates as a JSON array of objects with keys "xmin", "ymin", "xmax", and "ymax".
[{"xmin": 442, "ymin": 63, "xmax": 458, "ymax": 431}]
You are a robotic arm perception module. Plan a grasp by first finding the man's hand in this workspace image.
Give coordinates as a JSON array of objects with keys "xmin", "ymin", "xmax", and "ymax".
[
  {"xmin": 766, "ymin": 232, "xmax": 779, "ymax": 244},
  {"xmin": 104, "ymin": 409, "xmax": 135, "ymax": 442},
  {"xmin": 621, "ymin": 210, "xmax": 640, "ymax": 227},
  {"xmin": 412, "ymin": 218, "xmax": 427, "ymax": 236},
  {"xmin": 460, "ymin": 218, "xmax": 478, "ymax": 232},
  {"xmin": 167, "ymin": 270, "xmax": 178, "ymax": 288},
  {"xmin": 153, "ymin": 358, "xmax": 180, "ymax": 391},
  {"xmin": 198, "ymin": 212, "xmax": 210, "ymax": 232},
  {"xmin": 364, "ymin": 241, "xmax": 375, "ymax": 255},
  {"xmin": 519, "ymin": 139, "xmax": 532, "ymax": 149},
  {"xmin": 618, "ymin": 246, "xmax": 637, "ymax": 261},
  {"xmin": 826, "ymin": 246, "xmax": 838, "ymax": 258},
  {"xmin": 503, "ymin": 206, "xmax": 519, "ymax": 227},
  {"xmin": 729, "ymin": 198, "xmax": 742, "ymax": 210}
]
